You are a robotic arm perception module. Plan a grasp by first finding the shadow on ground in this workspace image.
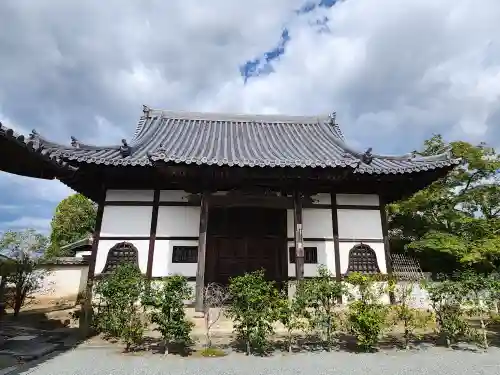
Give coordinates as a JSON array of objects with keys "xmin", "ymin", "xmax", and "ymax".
[{"xmin": 0, "ymin": 305, "xmax": 90, "ymax": 374}]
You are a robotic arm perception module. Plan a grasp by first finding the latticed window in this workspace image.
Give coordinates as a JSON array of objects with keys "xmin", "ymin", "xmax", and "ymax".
[
  {"xmin": 172, "ymin": 246, "xmax": 198, "ymax": 263},
  {"xmin": 289, "ymin": 247, "xmax": 318, "ymax": 264},
  {"xmin": 102, "ymin": 242, "xmax": 139, "ymax": 274},
  {"xmin": 346, "ymin": 244, "xmax": 380, "ymax": 274}
]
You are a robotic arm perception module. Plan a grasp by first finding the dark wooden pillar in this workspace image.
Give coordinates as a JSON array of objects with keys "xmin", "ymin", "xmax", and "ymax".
[
  {"xmin": 146, "ymin": 190, "xmax": 160, "ymax": 279},
  {"xmin": 82, "ymin": 186, "xmax": 105, "ymax": 336},
  {"xmin": 380, "ymin": 200, "xmax": 395, "ymax": 304},
  {"xmin": 330, "ymin": 193, "xmax": 343, "ymax": 303},
  {"xmin": 194, "ymin": 192, "xmax": 209, "ymax": 313},
  {"xmin": 293, "ymin": 192, "xmax": 304, "ymax": 280}
]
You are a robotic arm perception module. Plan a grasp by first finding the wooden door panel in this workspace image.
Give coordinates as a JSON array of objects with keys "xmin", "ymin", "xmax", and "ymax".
[{"xmin": 206, "ymin": 207, "xmax": 287, "ymax": 285}]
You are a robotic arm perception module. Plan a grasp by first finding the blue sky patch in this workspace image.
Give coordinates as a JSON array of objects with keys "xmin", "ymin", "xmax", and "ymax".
[{"xmin": 240, "ymin": 0, "xmax": 341, "ymax": 81}]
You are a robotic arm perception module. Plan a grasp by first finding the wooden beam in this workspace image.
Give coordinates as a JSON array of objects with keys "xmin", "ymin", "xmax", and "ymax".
[
  {"xmin": 194, "ymin": 192, "xmax": 209, "ymax": 313},
  {"xmin": 379, "ymin": 201, "xmax": 395, "ymax": 304},
  {"xmin": 146, "ymin": 190, "xmax": 160, "ymax": 279},
  {"xmin": 82, "ymin": 186, "xmax": 105, "ymax": 336},
  {"xmin": 330, "ymin": 193, "xmax": 342, "ymax": 281},
  {"xmin": 293, "ymin": 191, "xmax": 305, "ymax": 281},
  {"xmin": 331, "ymin": 193, "xmax": 343, "ymax": 304}
]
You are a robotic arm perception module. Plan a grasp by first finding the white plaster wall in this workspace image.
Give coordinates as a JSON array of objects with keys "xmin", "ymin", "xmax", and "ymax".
[
  {"xmin": 336, "ymin": 194, "xmax": 379, "ymax": 206},
  {"xmin": 35, "ymin": 265, "xmax": 88, "ymax": 300},
  {"xmin": 287, "ymin": 241, "xmax": 335, "ymax": 277},
  {"xmin": 152, "ymin": 240, "xmax": 199, "ymax": 278},
  {"xmin": 100, "ymin": 206, "xmax": 152, "ymax": 237},
  {"xmin": 105, "ymin": 189, "xmax": 154, "ymax": 202},
  {"xmin": 94, "ymin": 239, "xmax": 149, "ymax": 275},
  {"xmin": 337, "ymin": 209, "xmax": 383, "ymax": 239},
  {"xmin": 286, "ymin": 208, "xmax": 333, "ymax": 239},
  {"xmin": 159, "ymin": 190, "xmax": 191, "ymax": 202},
  {"xmin": 157, "ymin": 206, "xmax": 201, "ymax": 237},
  {"xmin": 338, "ymin": 241, "xmax": 387, "ymax": 274},
  {"xmin": 75, "ymin": 250, "xmax": 91, "ymax": 257},
  {"xmin": 310, "ymin": 193, "xmax": 331, "ymax": 205}
]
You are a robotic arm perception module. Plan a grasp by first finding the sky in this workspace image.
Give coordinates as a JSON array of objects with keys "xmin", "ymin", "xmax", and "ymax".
[{"xmin": 1, "ymin": 0, "xmax": 500, "ymax": 235}]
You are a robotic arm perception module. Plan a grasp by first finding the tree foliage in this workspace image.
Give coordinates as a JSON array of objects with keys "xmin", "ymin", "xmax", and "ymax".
[
  {"xmin": 388, "ymin": 135, "xmax": 500, "ymax": 273},
  {"xmin": 47, "ymin": 193, "xmax": 97, "ymax": 258}
]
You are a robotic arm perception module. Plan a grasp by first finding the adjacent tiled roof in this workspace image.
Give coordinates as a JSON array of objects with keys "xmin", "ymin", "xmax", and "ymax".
[
  {"xmin": 4, "ymin": 107, "xmax": 461, "ymax": 175},
  {"xmin": 0, "ymin": 122, "xmax": 77, "ymax": 172}
]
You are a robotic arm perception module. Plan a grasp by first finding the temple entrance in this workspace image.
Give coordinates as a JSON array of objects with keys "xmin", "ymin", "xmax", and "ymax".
[{"xmin": 205, "ymin": 207, "xmax": 287, "ymax": 286}]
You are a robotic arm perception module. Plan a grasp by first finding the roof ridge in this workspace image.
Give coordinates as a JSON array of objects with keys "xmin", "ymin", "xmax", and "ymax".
[{"xmin": 144, "ymin": 107, "xmax": 331, "ymax": 123}]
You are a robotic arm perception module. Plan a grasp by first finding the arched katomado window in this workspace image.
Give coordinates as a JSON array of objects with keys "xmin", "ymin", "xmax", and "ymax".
[
  {"xmin": 102, "ymin": 242, "xmax": 139, "ymax": 274},
  {"xmin": 346, "ymin": 244, "xmax": 380, "ymax": 275}
]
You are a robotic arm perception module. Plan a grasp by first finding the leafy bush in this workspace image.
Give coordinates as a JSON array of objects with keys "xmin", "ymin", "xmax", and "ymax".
[
  {"xmin": 295, "ymin": 266, "xmax": 345, "ymax": 350},
  {"xmin": 226, "ymin": 270, "xmax": 280, "ymax": 355},
  {"xmin": 143, "ymin": 275, "xmax": 194, "ymax": 355},
  {"xmin": 391, "ymin": 281, "xmax": 433, "ymax": 349},
  {"xmin": 346, "ymin": 273, "xmax": 390, "ymax": 351},
  {"xmin": 94, "ymin": 264, "xmax": 147, "ymax": 351},
  {"xmin": 459, "ymin": 271, "xmax": 500, "ymax": 349},
  {"xmin": 423, "ymin": 278, "xmax": 470, "ymax": 347},
  {"xmin": 274, "ymin": 282, "xmax": 307, "ymax": 353}
]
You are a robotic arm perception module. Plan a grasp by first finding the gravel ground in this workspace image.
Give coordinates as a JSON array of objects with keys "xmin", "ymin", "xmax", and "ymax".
[{"xmin": 14, "ymin": 345, "xmax": 500, "ymax": 375}]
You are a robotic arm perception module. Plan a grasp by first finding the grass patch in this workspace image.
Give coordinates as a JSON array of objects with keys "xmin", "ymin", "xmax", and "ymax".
[{"xmin": 198, "ymin": 347, "xmax": 228, "ymax": 357}]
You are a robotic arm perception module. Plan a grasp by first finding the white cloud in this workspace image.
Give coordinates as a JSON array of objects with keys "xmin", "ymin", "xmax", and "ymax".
[{"xmin": 1, "ymin": 0, "xmax": 500, "ymax": 232}]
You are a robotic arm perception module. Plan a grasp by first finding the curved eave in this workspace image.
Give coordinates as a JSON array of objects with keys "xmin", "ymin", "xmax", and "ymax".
[
  {"xmin": 354, "ymin": 158, "xmax": 461, "ymax": 175},
  {"xmin": 0, "ymin": 123, "xmax": 76, "ymax": 179}
]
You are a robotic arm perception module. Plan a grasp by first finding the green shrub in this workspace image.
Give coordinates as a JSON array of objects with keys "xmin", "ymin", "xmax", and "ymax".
[
  {"xmin": 459, "ymin": 271, "xmax": 500, "ymax": 349},
  {"xmin": 143, "ymin": 275, "xmax": 194, "ymax": 355},
  {"xmin": 295, "ymin": 266, "xmax": 345, "ymax": 350},
  {"xmin": 93, "ymin": 264, "xmax": 147, "ymax": 351},
  {"xmin": 391, "ymin": 281, "xmax": 433, "ymax": 349},
  {"xmin": 423, "ymin": 278, "xmax": 470, "ymax": 347},
  {"xmin": 346, "ymin": 272, "xmax": 390, "ymax": 351},
  {"xmin": 226, "ymin": 270, "xmax": 280, "ymax": 355},
  {"xmin": 274, "ymin": 282, "xmax": 308, "ymax": 353}
]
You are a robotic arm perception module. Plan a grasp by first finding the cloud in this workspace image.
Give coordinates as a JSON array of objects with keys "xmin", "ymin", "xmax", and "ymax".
[{"xmin": 0, "ymin": 0, "xmax": 499, "ymax": 233}]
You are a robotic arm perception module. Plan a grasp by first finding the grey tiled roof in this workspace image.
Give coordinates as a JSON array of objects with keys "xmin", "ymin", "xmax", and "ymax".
[
  {"xmin": 3, "ymin": 107, "xmax": 461, "ymax": 174},
  {"xmin": 0, "ymin": 122, "xmax": 76, "ymax": 171}
]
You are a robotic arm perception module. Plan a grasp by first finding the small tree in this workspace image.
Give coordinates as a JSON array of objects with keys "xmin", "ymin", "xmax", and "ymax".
[
  {"xmin": 423, "ymin": 277, "xmax": 470, "ymax": 347},
  {"xmin": 203, "ymin": 282, "xmax": 230, "ymax": 349},
  {"xmin": 143, "ymin": 275, "xmax": 194, "ymax": 355},
  {"xmin": 274, "ymin": 282, "xmax": 307, "ymax": 353},
  {"xmin": 227, "ymin": 270, "xmax": 280, "ymax": 355},
  {"xmin": 0, "ymin": 229, "xmax": 51, "ymax": 316},
  {"xmin": 297, "ymin": 266, "xmax": 344, "ymax": 350},
  {"xmin": 346, "ymin": 272, "xmax": 390, "ymax": 351},
  {"xmin": 459, "ymin": 271, "xmax": 499, "ymax": 349},
  {"xmin": 94, "ymin": 263, "xmax": 147, "ymax": 351},
  {"xmin": 391, "ymin": 281, "xmax": 433, "ymax": 349}
]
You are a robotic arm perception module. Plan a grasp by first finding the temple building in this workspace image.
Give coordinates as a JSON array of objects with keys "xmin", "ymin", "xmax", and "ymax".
[{"xmin": 0, "ymin": 106, "xmax": 459, "ymax": 310}]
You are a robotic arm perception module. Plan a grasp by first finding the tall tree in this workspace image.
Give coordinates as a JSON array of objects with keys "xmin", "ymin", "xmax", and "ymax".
[
  {"xmin": 47, "ymin": 193, "xmax": 97, "ymax": 258},
  {"xmin": 388, "ymin": 135, "xmax": 500, "ymax": 274}
]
